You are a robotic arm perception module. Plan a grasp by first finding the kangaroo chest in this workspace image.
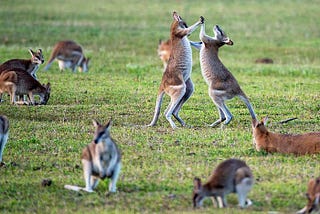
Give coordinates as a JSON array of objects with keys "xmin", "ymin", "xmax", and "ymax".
[
  {"xmin": 200, "ymin": 47, "xmax": 229, "ymax": 85},
  {"xmin": 171, "ymin": 37, "xmax": 192, "ymax": 80}
]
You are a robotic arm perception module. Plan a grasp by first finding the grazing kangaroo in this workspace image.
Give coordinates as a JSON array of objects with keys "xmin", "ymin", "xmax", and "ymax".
[
  {"xmin": 252, "ymin": 117, "xmax": 320, "ymax": 155},
  {"xmin": 0, "ymin": 115, "xmax": 9, "ymax": 165},
  {"xmin": 0, "ymin": 49, "xmax": 44, "ymax": 79},
  {"xmin": 198, "ymin": 22, "xmax": 256, "ymax": 127},
  {"xmin": 297, "ymin": 177, "xmax": 320, "ymax": 214},
  {"xmin": 0, "ymin": 71, "xmax": 18, "ymax": 103},
  {"xmin": 148, "ymin": 12, "xmax": 204, "ymax": 129},
  {"xmin": 193, "ymin": 158, "xmax": 254, "ymax": 208},
  {"xmin": 0, "ymin": 69, "xmax": 50, "ymax": 105},
  {"xmin": 64, "ymin": 119, "xmax": 121, "ymax": 194},
  {"xmin": 44, "ymin": 40, "xmax": 90, "ymax": 72}
]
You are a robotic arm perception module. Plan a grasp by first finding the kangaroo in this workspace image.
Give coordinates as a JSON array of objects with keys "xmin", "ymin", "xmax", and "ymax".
[
  {"xmin": 193, "ymin": 158, "xmax": 254, "ymax": 208},
  {"xmin": 297, "ymin": 177, "xmax": 320, "ymax": 214},
  {"xmin": 44, "ymin": 40, "xmax": 90, "ymax": 72},
  {"xmin": 0, "ymin": 115, "xmax": 9, "ymax": 165},
  {"xmin": 157, "ymin": 39, "xmax": 171, "ymax": 69},
  {"xmin": 0, "ymin": 69, "xmax": 50, "ymax": 105},
  {"xmin": 0, "ymin": 49, "xmax": 44, "ymax": 79},
  {"xmin": 0, "ymin": 71, "xmax": 18, "ymax": 103},
  {"xmin": 252, "ymin": 117, "xmax": 320, "ymax": 155},
  {"xmin": 197, "ymin": 22, "xmax": 256, "ymax": 127},
  {"xmin": 148, "ymin": 12, "xmax": 204, "ymax": 129},
  {"xmin": 158, "ymin": 38, "xmax": 204, "ymax": 70},
  {"xmin": 64, "ymin": 119, "xmax": 121, "ymax": 194}
]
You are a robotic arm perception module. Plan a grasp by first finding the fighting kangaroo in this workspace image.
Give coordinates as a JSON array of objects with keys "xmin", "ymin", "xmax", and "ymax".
[
  {"xmin": 148, "ymin": 11, "xmax": 204, "ymax": 129},
  {"xmin": 197, "ymin": 21, "xmax": 256, "ymax": 127}
]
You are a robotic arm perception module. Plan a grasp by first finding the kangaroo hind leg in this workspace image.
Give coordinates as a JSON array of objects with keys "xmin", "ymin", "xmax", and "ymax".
[
  {"xmin": 236, "ymin": 177, "xmax": 253, "ymax": 208},
  {"xmin": 164, "ymin": 84, "xmax": 186, "ymax": 129},
  {"xmin": 209, "ymin": 89, "xmax": 233, "ymax": 127},
  {"xmin": 172, "ymin": 78, "xmax": 194, "ymax": 126}
]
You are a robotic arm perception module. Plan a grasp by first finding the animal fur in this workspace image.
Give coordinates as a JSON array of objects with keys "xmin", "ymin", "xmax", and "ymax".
[
  {"xmin": 64, "ymin": 119, "xmax": 121, "ymax": 194},
  {"xmin": 196, "ymin": 21, "xmax": 256, "ymax": 127},
  {"xmin": 148, "ymin": 11, "xmax": 203, "ymax": 129},
  {"xmin": 252, "ymin": 117, "xmax": 320, "ymax": 155},
  {"xmin": 44, "ymin": 40, "xmax": 90, "ymax": 72},
  {"xmin": 193, "ymin": 158, "xmax": 254, "ymax": 208}
]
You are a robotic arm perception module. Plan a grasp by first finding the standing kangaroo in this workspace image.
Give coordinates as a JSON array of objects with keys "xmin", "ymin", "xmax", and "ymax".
[
  {"xmin": 193, "ymin": 158, "xmax": 254, "ymax": 208},
  {"xmin": 0, "ymin": 49, "xmax": 44, "ymax": 79},
  {"xmin": 297, "ymin": 177, "xmax": 320, "ymax": 214},
  {"xmin": 44, "ymin": 40, "xmax": 90, "ymax": 72},
  {"xmin": 148, "ymin": 12, "xmax": 204, "ymax": 129},
  {"xmin": 0, "ymin": 69, "xmax": 51, "ymax": 105},
  {"xmin": 252, "ymin": 117, "xmax": 320, "ymax": 155},
  {"xmin": 64, "ymin": 119, "xmax": 121, "ymax": 194},
  {"xmin": 198, "ymin": 21, "xmax": 256, "ymax": 127},
  {"xmin": 0, "ymin": 115, "xmax": 9, "ymax": 165}
]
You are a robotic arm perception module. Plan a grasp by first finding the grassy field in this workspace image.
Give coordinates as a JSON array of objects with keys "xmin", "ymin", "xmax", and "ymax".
[{"xmin": 0, "ymin": 0, "xmax": 319, "ymax": 213}]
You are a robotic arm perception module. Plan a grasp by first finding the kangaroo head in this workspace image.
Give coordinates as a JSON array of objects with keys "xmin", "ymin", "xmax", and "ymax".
[
  {"xmin": 192, "ymin": 177, "xmax": 205, "ymax": 208},
  {"xmin": 93, "ymin": 119, "xmax": 112, "ymax": 144},
  {"xmin": 213, "ymin": 25, "xmax": 233, "ymax": 46},
  {"xmin": 29, "ymin": 48, "xmax": 44, "ymax": 65},
  {"xmin": 39, "ymin": 82, "xmax": 51, "ymax": 105},
  {"xmin": 172, "ymin": 11, "xmax": 188, "ymax": 29},
  {"xmin": 306, "ymin": 177, "xmax": 320, "ymax": 213},
  {"xmin": 79, "ymin": 57, "xmax": 90, "ymax": 72},
  {"xmin": 157, "ymin": 39, "xmax": 171, "ymax": 65}
]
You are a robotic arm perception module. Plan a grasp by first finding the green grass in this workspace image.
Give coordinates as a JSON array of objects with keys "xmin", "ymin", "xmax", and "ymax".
[{"xmin": 0, "ymin": 0, "xmax": 319, "ymax": 213}]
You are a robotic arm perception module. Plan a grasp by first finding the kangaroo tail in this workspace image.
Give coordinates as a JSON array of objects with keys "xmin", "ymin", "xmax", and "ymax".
[
  {"xmin": 64, "ymin": 184, "xmax": 85, "ymax": 192},
  {"xmin": 0, "ymin": 71, "xmax": 18, "ymax": 83},
  {"xmin": 238, "ymin": 94, "xmax": 257, "ymax": 120},
  {"xmin": 147, "ymin": 90, "xmax": 165, "ymax": 127}
]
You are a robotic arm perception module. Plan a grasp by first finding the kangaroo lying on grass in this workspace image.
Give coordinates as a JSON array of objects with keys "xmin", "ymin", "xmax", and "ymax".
[
  {"xmin": 148, "ymin": 11, "xmax": 204, "ymax": 129},
  {"xmin": 194, "ymin": 21, "xmax": 256, "ymax": 127},
  {"xmin": 252, "ymin": 117, "xmax": 320, "ymax": 155},
  {"xmin": 297, "ymin": 176, "xmax": 320, "ymax": 214},
  {"xmin": 193, "ymin": 158, "xmax": 254, "ymax": 209},
  {"xmin": 65, "ymin": 119, "xmax": 121, "ymax": 194}
]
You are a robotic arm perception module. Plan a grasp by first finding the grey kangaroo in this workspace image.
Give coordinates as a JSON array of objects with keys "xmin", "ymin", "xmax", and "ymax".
[
  {"xmin": 0, "ymin": 115, "xmax": 9, "ymax": 165},
  {"xmin": 193, "ymin": 158, "xmax": 254, "ymax": 209},
  {"xmin": 65, "ymin": 119, "xmax": 121, "ymax": 194},
  {"xmin": 195, "ymin": 20, "xmax": 256, "ymax": 127},
  {"xmin": 148, "ymin": 11, "xmax": 204, "ymax": 129}
]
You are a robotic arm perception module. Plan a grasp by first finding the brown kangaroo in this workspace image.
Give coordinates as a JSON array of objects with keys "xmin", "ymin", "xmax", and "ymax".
[
  {"xmin": 44, "ymin": 40, "xmax": 90, "ymax": 72},
  {"xmin": 0, "ymin": 49, "xmax": 44, "ymax": 79},
  {"xmin": 193, "ymin": 158, "xmax": 254, "ymax": 208},
  {"xmin": 252, "ymin": 117, "xmax": 320, "ymax": 155},
  {"xmin": 197, "ymin": 22, "xmax": 256, "ymax": 127},
  {"xmin": 148, "ymin": 12, "xmax": 204, "ymax": 129},
  {"xmin": 297, "ymin": 177, "xmax": 320, "ymax": 214},
  {"xmin": 0, "ymin": 69, "xmax": 50, "ymax": 105}
]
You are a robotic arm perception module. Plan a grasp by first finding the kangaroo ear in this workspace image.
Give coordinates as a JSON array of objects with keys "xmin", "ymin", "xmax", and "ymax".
[
  {"xmin": 193, "ymin": 177, "xmax": 202, "ymax": 191},
  {"xmin": 173, "ymin": 11, "xmax": 180, "ymax": 21},
  {"xmin": 252, "ymin": 118, "xmax": 259, "ymax": 128},
  {"xmin": 105, "ymin": 118, "xmax": 113, "ymax": 131},
  {"xmin": 92, "ymin": 119, "xmax": 100, "ymax": 128},
  {"xmin": 262, "ymin": 116, "xmax": 269, "ymax": 126},
  {"xmin": 29, "ymin": 49, "xmax": 35, "ymax": 56}
]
